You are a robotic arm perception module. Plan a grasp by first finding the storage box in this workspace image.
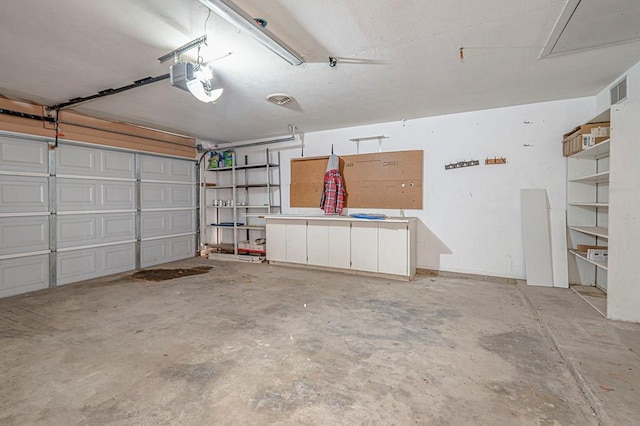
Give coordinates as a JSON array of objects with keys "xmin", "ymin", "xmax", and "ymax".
[
  {"xmin": 577, "ymin": 244, "xmax": 607, "ymax": 253},
  {"xmin": 562, "ymin": 122, "xmax": 610, "ymax": 156},
  {"xmin": 587, "ymin": 248, "xmax": 608, "ymax": 262},
  {"xmin": 238, "ymin": 239, "xmax": 266, "ymax": 253}
]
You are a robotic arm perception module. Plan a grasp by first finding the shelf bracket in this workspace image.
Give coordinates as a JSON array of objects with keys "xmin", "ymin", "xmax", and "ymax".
[{"xmin": 349, "ymin": 135, "xmax": 388, "ymax": 154}]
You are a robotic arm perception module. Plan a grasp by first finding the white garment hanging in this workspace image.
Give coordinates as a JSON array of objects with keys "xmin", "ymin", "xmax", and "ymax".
[{"xmin": 326, "ymin": 153, "xmax": 339, "ymax": 171}]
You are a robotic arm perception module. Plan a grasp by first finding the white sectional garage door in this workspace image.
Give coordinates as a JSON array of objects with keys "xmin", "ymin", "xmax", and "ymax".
[
  {"xmin": 139, "ymin": 154, "xmax": 196, "ymax": 267},
  {"xmin": 0, "ymin": 135, "xmax": 51, "ymax": 298},
  {"xmin": 55, "ymin": 143, "xmax": 137, "ymax": 285},
  {"xmin": 0, "ymin": 134, "xmax": 197, "ymax": 298}
]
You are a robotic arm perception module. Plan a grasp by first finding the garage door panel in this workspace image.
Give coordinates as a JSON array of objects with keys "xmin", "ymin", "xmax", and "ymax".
[
  {"xmin": 0, "ymin": 216, "xmax": 49, "ymax": 256},
  {"xmin": 0, "ymin": 254, "xmax": 49, "ymax": 298},
  {"xmin": 140, "ymin": 156, "xmax": 194, "ymax": 182},
  {"xmin": 170, "ymin": 160, "xmax": 193, "ymax": 181},
  {"xmin": 170, "ymin": 236, "xmax": 193, "ymax": 258},
  {"xmin": 140, "ymin": 240, "xmax": 166, "ymax": 266},
  {"xmin": 141, "ymin": 183, "xmax": 194, "ymax": 209},
  {"xmin": 141, "ymin": 235, "xmax": 195, "ymax": 267},
  {"xmin": 57, "ymin": 180, "xmax": 95, "ymax": 209},
  {"xmin": 57, "ymin": 145, "xmax": 134, "ymax": 179},
  {"xmin": 0, "ymin": 177, "xmax": 48, "ymax": 213},
  {"xmin": 141, "ymin": 210, "xmax": 194, "ymax": 238},
  {"xmin": 57, "ymin": 243, "xmax": 135, "ymax": 285},
  {"xmin": 0, "ymin": 137, "xmax": 48, "ymax": 174},
  {"xmin": 170, "ymin": 210, "xmax": 195, "ymax": 233},
  {"xmin": 58, "ymin": 216, "xmax": 96, "ymax": 245},
  {"xmin": 102, "ymin": 214, "xmax": 135, "ymax": 240},
  {"xmin": 101, "ymin": 182, "xmax": 135, "ymax": 206},
  {"xmin": 101, "ymin": 150, "xmax": 134, "ymax": 177},
  {"xmin": 140, "ymin": 156, "xmax": 165, "ymax": 178},
  {"xmin": 58, "ymin": 250, "xmax": 98, "ymax": 284},
  {"xmin": 170, "ymin": 186, "xmax": 194, "ymax": 204},
  {"xmin": 57, "ymin": 213, "xmax": 134, "ymax": 248},
  {"xmin": 140, "ymin": 184, "xmax": 165, "ymax": 207},
  {"xmin": 57, "ymin": 179, "xmax": 135, "ymax": 211},
  {"xmin": 102, "ymin": 244, "xmax": 135, "ymax": 273},
  {"xmin": 140, "ymin": 214, "xmax": 166, "ymax": 236},
  {"xmin": 57, "ymin": 145, "xmax": 96, "ymax": 174}
]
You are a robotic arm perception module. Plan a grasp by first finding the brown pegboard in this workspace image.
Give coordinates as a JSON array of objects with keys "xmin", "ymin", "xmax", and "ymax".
[{"xmin": 290, "ymin": 150, "xmax": 423, "ymax": 209}]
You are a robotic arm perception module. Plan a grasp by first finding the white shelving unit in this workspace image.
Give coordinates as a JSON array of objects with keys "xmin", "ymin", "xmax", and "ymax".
[
  {"xmin": 201, "ymin": 148, "xmax": 280, "ymax": 260},
  {"xmin": 566, "ymin": 128, "xmax": 610, "ymax": 292}
]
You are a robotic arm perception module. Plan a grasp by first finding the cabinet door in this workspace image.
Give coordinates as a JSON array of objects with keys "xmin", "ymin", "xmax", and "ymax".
[
  {"xmin": 285, "ymin": 220, "xmax": 307, "ymax": 264},
  {"xmin": 307, "ymin": 220, "xmax": 329, "ymax": 267},
  {"xmin": 350, "ymin": 222, "xmax": 378, "ymax": 272},
  {"xmin": 378, "ymin": 222, "xmax": 408, "ymax": 276},
  {"xmin": 266, "ymin": 219, "xmax": 287, "ymax": 262},
  {"xmin": 328, "ymin": 221, "xmax": 351, "ymax": 269}
]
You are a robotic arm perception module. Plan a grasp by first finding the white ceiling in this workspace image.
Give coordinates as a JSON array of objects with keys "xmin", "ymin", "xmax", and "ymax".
[{"xmin": 1, "ymin": 0, "xmax": 640, "ymax": 143}]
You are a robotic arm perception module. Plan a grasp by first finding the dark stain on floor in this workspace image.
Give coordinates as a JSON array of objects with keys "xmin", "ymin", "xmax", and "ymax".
[{"xmin": 132, "ymin": 266, "xmax": 213, "ymax": 282}]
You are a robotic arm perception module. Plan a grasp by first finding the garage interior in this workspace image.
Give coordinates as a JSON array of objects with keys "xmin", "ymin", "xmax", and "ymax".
[{"xmin": 1, "ymin": 1, "xmax": 640, "ymax": 424}]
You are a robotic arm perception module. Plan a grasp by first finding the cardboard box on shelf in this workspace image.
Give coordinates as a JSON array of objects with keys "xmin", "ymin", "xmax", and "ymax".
[
  {"xmin": 562, "ymin": 122, "xmax": 610, "ymax": 156},
  {"xmin": 577, "ymin": 244, "xmax": 608, "ymax": 253}
]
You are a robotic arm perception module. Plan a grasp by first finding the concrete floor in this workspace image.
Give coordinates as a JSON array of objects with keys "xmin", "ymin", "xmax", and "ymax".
[{"xmin": 1, "ymin": 258, "xmax": 638, "ymax": 425}]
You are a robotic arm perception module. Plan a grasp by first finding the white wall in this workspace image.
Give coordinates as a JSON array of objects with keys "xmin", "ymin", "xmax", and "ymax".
[
  {"xmin": 235, "ymin": 98, "xmax": 597, "ymax": 281},
  {"xmin": 597, "ymin": 59, "xmax": 640, "ymax": 322}
]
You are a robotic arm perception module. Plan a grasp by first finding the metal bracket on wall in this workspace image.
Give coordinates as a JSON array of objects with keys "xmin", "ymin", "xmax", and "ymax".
[
  {"xmin": 445, "ymin": 160, "xmax": 480, "ymax": 170},
  {"xmin": 0, "ymin": 107, "xmax": 56, "ymax": 123},
  {"xmin": 349, "ymin": 135, "xmax": 388, "ymax": 154}
]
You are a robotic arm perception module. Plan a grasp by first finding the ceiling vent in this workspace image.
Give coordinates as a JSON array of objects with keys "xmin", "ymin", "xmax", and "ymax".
[
  {"xmin": 610, "ymin": 76, "xmax": 628, "ymax": 105},
  {"xmin": 266, "ymin": 93, "xmax": 295, "ymax": 106}
]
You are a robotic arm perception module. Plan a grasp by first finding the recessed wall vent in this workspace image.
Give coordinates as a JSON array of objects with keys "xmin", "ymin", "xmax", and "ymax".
[
  {"xmin": 610, "ymin": 76, "xmax": 627, "ymax": 105},
  {"xmin": 266, "ymin": 93, "xmax": 295, "ymax": 106}
]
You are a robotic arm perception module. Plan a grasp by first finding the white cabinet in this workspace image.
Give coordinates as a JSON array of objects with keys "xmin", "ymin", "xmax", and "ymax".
[
  {"xmin": 378, "ymin": 222, "xmax": 409, "ymax": 276},
  {"xmin": 265, "ymin": 219, "xmax": 287, "ymax": 262},
  {"xmin": 328, "ymin": 222, "xmax": 351, "ymax": 269},
  {"xmin": 350, "ymin": 222, "xmax": 378, "ymax": 272},
  {"xmin": 307, "ymin": 220, "xmax": 351, "ymax": 268},
  {"xmin": 266, "ymin": 218, "xmax": 306, "ymax": 264},
  {"xmin": 307, "ymin": 220, "xmax": 330, "ymax": 266},
  {"xmin": 285, "ymin": 220, "xmax": 307, "ymax": 264},
  {"xmin": 266, "ymin": 216, "xmax": 416, "ymax": 280}
]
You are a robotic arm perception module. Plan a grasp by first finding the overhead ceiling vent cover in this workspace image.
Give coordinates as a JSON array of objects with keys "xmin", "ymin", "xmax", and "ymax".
[
  {"xmin": 610, "ymin": 76, "xmax": 628, "ymax": 105},
  {"xmin": 266, "ymin": 93, "xmax": 295, "ymax": 106}
]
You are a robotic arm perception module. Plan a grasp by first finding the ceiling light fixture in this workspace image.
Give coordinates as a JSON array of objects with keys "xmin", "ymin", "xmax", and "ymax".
[
  {"xmin": 170, "ymin": 61, "xmax": 224, "ymax": 103},
  {"xmin": 197, "ymin": 0, "xmax": 304, "ymax": 66}
]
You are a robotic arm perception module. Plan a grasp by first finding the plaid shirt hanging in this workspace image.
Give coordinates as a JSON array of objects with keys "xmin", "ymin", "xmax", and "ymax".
[{"xmin": 320, "ymin": 169, "xmax": 345, "ymax": 215}]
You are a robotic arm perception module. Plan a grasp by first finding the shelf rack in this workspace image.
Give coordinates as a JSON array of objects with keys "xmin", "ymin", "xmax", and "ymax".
[
  {"xmin": 566, "ymin": 127, "xmax": 609, "ymax": 292},
  {"xmin": 201, "ymin": 148, "xmax": 280, "ymax": 259}
]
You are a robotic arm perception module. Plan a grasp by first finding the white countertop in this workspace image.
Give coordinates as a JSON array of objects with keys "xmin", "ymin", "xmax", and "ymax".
[{"xmin": 264, "ymin": 214, "xmax": 417, "ymax": 223}]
